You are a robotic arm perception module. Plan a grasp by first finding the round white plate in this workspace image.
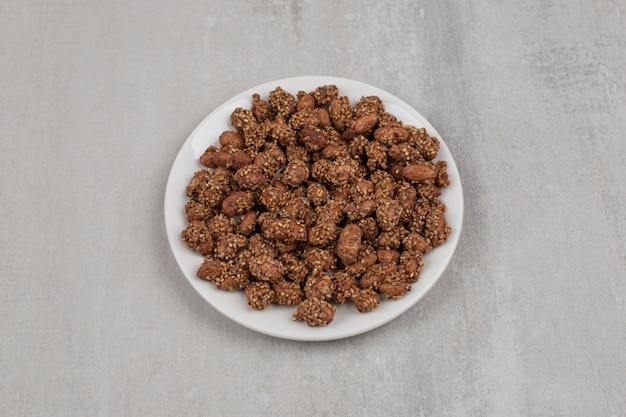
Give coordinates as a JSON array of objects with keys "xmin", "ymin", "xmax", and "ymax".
[{"xmin": 164, "ymin": 76, "xmax": 464, "ymax": 341}]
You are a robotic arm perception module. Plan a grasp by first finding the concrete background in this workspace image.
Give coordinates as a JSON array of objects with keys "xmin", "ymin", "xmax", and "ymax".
[{"xmin": 1, "ymin": 1, "xmax": 625, "ymax": 416}]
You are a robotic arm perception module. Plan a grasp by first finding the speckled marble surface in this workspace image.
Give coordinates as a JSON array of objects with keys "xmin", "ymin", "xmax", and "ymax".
[{"xmin": 1, "ymin": 1, "xmax": 625, "ymax": 416}]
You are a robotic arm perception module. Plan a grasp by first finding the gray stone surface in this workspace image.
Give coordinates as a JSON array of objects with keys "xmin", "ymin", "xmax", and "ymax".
[{"xmin": 1, "ymin": 1, "xmax": 625, "ymax": 416}]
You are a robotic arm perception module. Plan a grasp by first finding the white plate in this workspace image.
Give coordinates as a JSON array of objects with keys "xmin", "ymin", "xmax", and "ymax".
[{"xmin": 164, "ymin": 76, "xmax": 464, "ymax": 341}]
